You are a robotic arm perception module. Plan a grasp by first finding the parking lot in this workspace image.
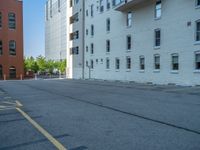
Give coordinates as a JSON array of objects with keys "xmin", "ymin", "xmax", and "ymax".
[{"xmin": 0, "ymin": 79, "xmax": 200, "ymax": 150}]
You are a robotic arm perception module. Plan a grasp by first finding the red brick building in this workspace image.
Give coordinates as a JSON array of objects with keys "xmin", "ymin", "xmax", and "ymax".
[{"xmin": 0, "ymin": 0, "xmax": 24, "ymax": 80}]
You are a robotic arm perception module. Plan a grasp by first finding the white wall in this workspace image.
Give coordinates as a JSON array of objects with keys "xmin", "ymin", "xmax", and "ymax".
[{"xmin": 84, "ymin": 0, "xmax": 200, "ymax": 86}]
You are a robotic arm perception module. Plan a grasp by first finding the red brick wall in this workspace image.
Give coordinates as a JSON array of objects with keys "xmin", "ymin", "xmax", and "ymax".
[{"xmin": 0, "ymin": 0, "xmax": 24, "ymax": 80}]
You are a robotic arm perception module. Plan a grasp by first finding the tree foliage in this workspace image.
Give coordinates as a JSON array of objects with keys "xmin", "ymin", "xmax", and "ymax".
[{"xmin": 24, "ymin": 56, "xmax": 67, "ymax": 74}]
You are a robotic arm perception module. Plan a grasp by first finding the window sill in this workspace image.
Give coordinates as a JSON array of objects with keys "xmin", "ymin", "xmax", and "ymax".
[
  {"xmin": 171, "ymin": 70, "xmax": 179, "ymax": 74},
  {"xmin": 106, "ymin": 31, "xmax": 110, "ymax": 34},
  {"xmin": 106, "ymin": 52, "xmax": 110, "ymax": 55},
  {"xmin": 139, "ymin": 70, "xmax": 145, "ymax": 73},
  {"xmin": 194, "ymin": 41, "xmax": 200, "ymax": 45},
  {"xmin": 154, "ymin": 17, "xmax": 161, "ymax": 21},
  {"xmin": 194, "ymin": 70, "xmax": 200, "ymax": 73},
  {"xmin": 126, "ymin": 26, "xmax": 132, "ymax": 29},
  {"xmin": 153, "ymin": 70, "xmax": 160, "ymax": 73},
  {"xmin": 154, "ymin": 46, "xmax": 161, "ymax": 50},
  {"xmin": 126, "ymin": 50, "xmax": 132, "ymax": 53},
  {"xmin": 126, "ymin": 69, "xmax": 131, "ymax": 72},
  {"xmin": 106, "ymin": 69, "xmax": 110, "ymax": 71},
  {"xmin": 115, "ymin": 69, "xmax": 120, "ymax": 72},
  {"xmin": 195, "ymin": 5, "xmax": 200, "ymax": 9}
]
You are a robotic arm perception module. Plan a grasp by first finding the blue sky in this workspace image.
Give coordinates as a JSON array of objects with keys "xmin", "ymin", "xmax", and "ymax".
[{"xmin": 23, "ymin": 0, "xmax": 46, "ymax": 57}]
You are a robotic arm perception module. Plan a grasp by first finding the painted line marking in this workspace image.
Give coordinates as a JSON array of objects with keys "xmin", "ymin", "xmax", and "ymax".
[
  {"xmin": 16, "ymin": 100, "xmax": 23, "ymax": 107},
  {"xmin": 16, "ymin": 107, "xmax": 67, "ymax": 150},
  {"xmin": 2, "ymin": 101, "xmax": 17, "ymax": 105}
]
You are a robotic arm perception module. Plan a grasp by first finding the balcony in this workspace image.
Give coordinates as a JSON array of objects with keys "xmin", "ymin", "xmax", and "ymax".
[{"xmin": 115, "ymin": 0, "xmax": 148, "ymax": 11}]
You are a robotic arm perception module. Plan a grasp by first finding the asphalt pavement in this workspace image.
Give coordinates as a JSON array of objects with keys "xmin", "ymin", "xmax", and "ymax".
[{"xmin": 0, "ymin": 79, "xmax": 200, "ymax": 150}]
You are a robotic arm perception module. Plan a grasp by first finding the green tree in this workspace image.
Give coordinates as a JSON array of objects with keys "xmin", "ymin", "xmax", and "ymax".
[
  {"xmin": 36, "ymin": 55, "xmax": 47, "ymax": 72},
  {"xmin": 58, "ymin": 59, "xmax": 66, "ymax": 74},
  {"xmin": 24, "ymin": 57, "xmax": 39, "ymax": 73}
]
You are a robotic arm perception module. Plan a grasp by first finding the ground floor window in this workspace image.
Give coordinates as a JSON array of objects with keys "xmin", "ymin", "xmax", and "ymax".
[
  {"xmin": 115, "ymin": 58, "xmax": 120, "ymax": 70},
  {"xmin": 140, "ymin": 56, "xmax": 145, "ymax": 70},
  {"xmin": 154, "ymin": 54, "xmax": 160, "ymax": 70},
  {"xmin": 0, "ymin": 65, "xmax": 2, "ymax": 79},
  {"xmin": 126, "ymin": 57, "xmax": 131, "ymax": 69},
  {"xmin": 9, "ymin": 66, "xmax": 16, "ymax": 79},
  {"xmin": 195, "ymin": 52, "xmax": 200, "ymax": 70},
  {"xmin": 171, "ymin": 54, "xmax": 179, "ymax": 70}
]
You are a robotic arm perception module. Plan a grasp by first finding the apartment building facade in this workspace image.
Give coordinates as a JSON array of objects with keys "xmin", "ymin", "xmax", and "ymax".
[
  {"xmin": 66, "ymin": 0, "xmax": 85, "ymax": 79},
  {"xmin": 0, "ymin": 0, "xmax": 24, "ymax": 80},
  {"xmin": 45, "ymin": 0, "xmax": 67, "ymax": 60},
  {"xmin": 65, "ymin": 0, "xmax": 200, "ymax": 86}
]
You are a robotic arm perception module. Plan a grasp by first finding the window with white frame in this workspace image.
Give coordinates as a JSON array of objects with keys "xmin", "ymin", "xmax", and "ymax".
[
  {"xmin": 107, "ymin": 0, "xmax": 111, "ymax": 9},
  {"xmin": 106, "ymin": 58, "xmax": 110, "ymax": 69},
  {"xmin": 91, "ymin": 25, "xmax": 94, "ymax": 36},
  {"xmin": 106, "ymin": 18, "xmax": 110, "ymax": 32},
  {"xmin": 90, "ymin": 43, "xmax": 94, "ymax": 54},
  {"xmin": 196, "ymin": 20, "xmax": 200, "ymax": 42},
  {"xmin": 9, "ymin": 40, "xmax": 16, "ymax": 56},
  {"xmin": 91, "ymin": 4, "xmax": 94, "ymax": 17},
  {"xmin": 127, "ymin": 12, "xmax": 132, "ymax": 27},
  {"xmin": 90, "ymin": 60, "xmax": 94, "ymax": 69},
  {"xmin": 126, "ymin": 57, "xmax": 131, "ymax": 69},
  {"xmin": 106, "ymin": 40, "xmax": 110, "ymax": 53},
  {"xmin": 155, "ymin": 29, "xmax": 161, "ymax": 47},
  {"xmin": 8, "ymin": 13, "xmax": 16, "ymax": 29},
  {"xmin": 115, "ymin": 58, "xmax": 120, "ymax": 70},
  {"xmin": 171, "ymin": 54, "xmax": 179, "ymax": 71},
  {"xmin": 155, "ymin": 0, "xmax": 161, "ymax": 19},
  {"xmin": 154, "ymin": 54, "xmax": 160, "ymax": 70},
  {"xmin": 195, "ymin": 52, "xmax": 200, "ymax": 70},
  {"xmin": 127, "ymin": 35, "xmax": 131, "ymax": 50},
  {"xmin": 140, "ymin": 56, "xmax": 145, "ymax": 70}
]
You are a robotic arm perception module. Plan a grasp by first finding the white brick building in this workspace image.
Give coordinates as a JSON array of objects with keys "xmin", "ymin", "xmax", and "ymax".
[{"xmin": 67, "ymin": 0, "xmax": 200, "ymax": 86}]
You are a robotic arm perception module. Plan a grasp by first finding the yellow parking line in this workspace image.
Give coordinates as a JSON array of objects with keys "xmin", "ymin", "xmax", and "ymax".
[
  {"xmin": 15, "ymin": 100, "xmax": 23, "ymax": 107},
  {"xmin": 16, "ymin": 108, "xmax": 67, "ymax": 150}
]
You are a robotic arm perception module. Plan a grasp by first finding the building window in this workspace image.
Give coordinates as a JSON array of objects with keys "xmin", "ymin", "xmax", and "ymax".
[
  {"xmin": 58, "ymin": 0, "xmax": 61, "ymax": 12},
  {"xmin": 86, "ymin": 46, "xmax": 88, "ymax": 52},
  {"xmin": 196, "ymin": 0, "xmax": 200, "ymax": 6},
  {"xmin": 155, "ymin": 29, "xmax": 161, "ymax": 47},
  {"xmin": 155, "ymin": 0, "xmax": 161, "ymax": 19},
  {"xmin": 107, "ymin": 0, "xmax": 111, "ymax": 9},
  {"xmin": 196, "ymin": 20, "xmax": 200, "ymax": 42},
  {"xmin": 0, "ymin": 12, "xmax": 2, "ymax": 28},
  {"xmin": 90, "ymin": 60, "xmax": 94, "ymax": 69},
  {"xmin": 106, "ymin": 40, "xmax": 110, "ymax": 53},
  {"xmin": 70, "ymin": 47, "xmax": 79, "ymax": 55},
  {"xmin": 112, "ymin": 0, "xmax": 123, "ymax": 6},
  {"xmin": 9, "ymin": 40, "xmax": 16, "ymax": 56},
  {"xmin": 70, "ymin": 31, "xmax": 79, "ymax": 40},
  {"xmin": 91, "ymin": 43, "xmax": 94, "ymax": 54},
  {"xmin": 115, "ymin": 58, "xmax": 120, "ymax": 70},
  {"xmin": 195, "ymin": 52, "xmax": 200, "ymax": 70},
  {"xmin": 91, "ymin": 25, "xmax": 94, "ymax": 36},
  {"xmin": 154, "ymin": 54, "xmax": 160, "ymax": 70},
  {"xmin": 91, "ymin": 4, "xmax": 94, "ymax": 17},
  {"xmin": 127, "ymin": 12, "xmax": 132, "ymax": 27},
  {"xmin": 9, "ymin": 66, "xmax": 16, "ymax": 79},
  {"xmin": 171, "ymin": 54, "xmax": 179, "ymax": 71},
  {"xmin": 86, "ymin": 29, "xmax": 88, "ymax": 35},
  {"xmin": 0, "ymin": 41, "xmax": 2, "ymax": 55},
  {"xmin": 126, "ymin": 57, "xmax": 131, "ymax": 69},
  {"xmin": 140, "ymin": 56, "xmax": 145, "ymax": 70},
  {"xmin": 0, "ymin": 65, "xmax": 2, "ymax": 79},
  {"xmin": 106, "ymin": 58, "xmax": 110, "ymax": 69},
  {"xmin": 8, "ymin": 13, "xmax": 16, "ymax": 29},
  {"xmin": 127, "ymin": 35, "xmax": 131, "ymax": 50},
  {"xmin": 70, "ymin": 13, "xmax": 79, "ymax": 24},
  {"xmin": 100, "ymin": 0, "xmax": 104, "ymax": 12},
  {"xmin": 106, "ymin": 18, "xmax": 110, "ymax": 32}
]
